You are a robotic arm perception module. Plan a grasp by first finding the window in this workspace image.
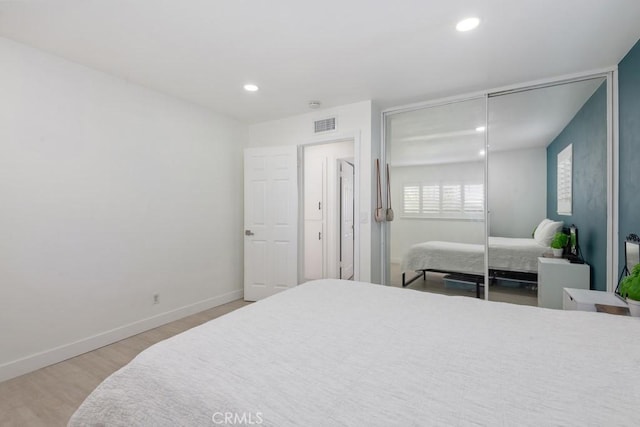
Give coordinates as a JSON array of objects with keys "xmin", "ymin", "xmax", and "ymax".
[
  {"xmin": 441, "ymin": 185, "xmax": 462, "ymax": 212},
  {"xmin": 557, "ymin": 144, "xmax": 572, "ymax": 215},
  {"xmin": 421, "ymin": 185, "xmax": 440, "ymax": 213},
  {"xmin": 463, "ymin": 184, "xmax": 484, "ymax": 213},
  {"xmin": 402, "ymin": 185, "xmax": 420, "ymax": 214},
  {"xmin": 402, "ymin": 182, "xmax": 484, "ymax": 219}
]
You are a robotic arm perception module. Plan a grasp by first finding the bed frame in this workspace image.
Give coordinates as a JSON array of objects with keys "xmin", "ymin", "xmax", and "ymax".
[{"xmin": 402, "ymin": 268, "xmax": 538, "ymax": 298}]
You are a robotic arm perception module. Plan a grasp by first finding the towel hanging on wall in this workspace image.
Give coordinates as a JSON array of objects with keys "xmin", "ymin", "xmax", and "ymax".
[
  {"xmin": 386, "ymin": 163, "xmax": 394, "ymax": 221},
  {"xmin": 375, "ymin": 159, "xmax": 384, "ymax": 223}
]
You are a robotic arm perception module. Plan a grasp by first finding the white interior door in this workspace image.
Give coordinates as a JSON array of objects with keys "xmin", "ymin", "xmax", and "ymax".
[
  {"xmin": 340, "ymin": 160, "xmax": 354, "ymax": 280},
  {"xmin": 244, "ymin": 146, "xmax": 298, "ymax": 301}
]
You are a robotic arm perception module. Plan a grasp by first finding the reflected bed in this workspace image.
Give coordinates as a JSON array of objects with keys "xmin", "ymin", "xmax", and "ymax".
[
  {"xmin": 401, "ymin": 237, "xmax": 549, "ymax": 288},
  {"xmin": 70, "ymin": 279, "xmax": 640, "ymax": 426}
]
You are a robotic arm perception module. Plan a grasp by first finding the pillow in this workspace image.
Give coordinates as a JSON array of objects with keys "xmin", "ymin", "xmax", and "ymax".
[
  {"xmin": 534, "ymin": 219, "xmax": 564, "ymax": 246},
  {"xmin": 533, "ymin": 218, "xmax": 552, "ymax": 239}
]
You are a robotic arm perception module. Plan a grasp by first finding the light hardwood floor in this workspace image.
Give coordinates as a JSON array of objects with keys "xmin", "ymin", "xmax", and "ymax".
[{"xmin": 0, "ymin": 299, "xmax": 251, "ymax": 427}]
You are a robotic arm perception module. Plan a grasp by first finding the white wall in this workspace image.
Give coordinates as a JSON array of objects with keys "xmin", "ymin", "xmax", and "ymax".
[
  {"xmin": 0, "ymin": 37, "xmax": 246, "ymax": 381},
  {"xmin": 389, "ymin": 161, "xmax": 485, "ymax": 263},
  {"xmin": 488, "ymin": 147, "xmax": 547, "ymax": 237},
  {"xmin": 371, "ymin": 103, "xmax": 382, "ymax": 284},
  {"xmin": 303, "ymin": 141, "xmax": 354, "ymax": 280},
  {"xmin": 249, "ymin": 101, "xmax": 379, "ymax": 283}
]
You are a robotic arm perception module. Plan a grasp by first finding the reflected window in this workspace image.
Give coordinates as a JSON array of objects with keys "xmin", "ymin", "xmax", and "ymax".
[
  {"xmin": 464, "ymin": 184, "xmax": 484, "ymax": 213},
  {"xmin": 442, "ymin": 185, "xmax": 462, "ymax": 212},
  {"xmin": 402, "ymin": 185, "xmax": 420, "ymax": 214},
  {"xmin": 422, "ymin": 185, "xmax": 440, "ymax": 213},
  {"xmin": 402, "ymin": 182, "xmax": 483, "ymax": 219},
  {"xmin": 557, "ymin": 144, "xmax": 572, "ymax": 215}
]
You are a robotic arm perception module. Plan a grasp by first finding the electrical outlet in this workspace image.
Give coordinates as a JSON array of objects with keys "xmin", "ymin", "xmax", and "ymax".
[{"xmin": 153, "ymin": 294, "xmax": 160, "ymax": 305}]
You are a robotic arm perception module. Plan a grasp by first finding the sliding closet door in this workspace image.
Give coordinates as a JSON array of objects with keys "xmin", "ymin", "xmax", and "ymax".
[
  {"xmin": 487, "ymin": 77, "xmax": 608, "ymax": 306},
  {"xmin": 384, "ymin": 97, "xmax": 488, "ymax": 299}
]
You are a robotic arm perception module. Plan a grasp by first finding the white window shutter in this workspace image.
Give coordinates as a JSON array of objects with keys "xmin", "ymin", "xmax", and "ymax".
[
  {"xmin": 557, "ymin": 145, "xmax": 572, "ymax": 215},
  {"xmin": 403, "ymin": 185, "xmax": 420, "ymax": 214},
  {"xmin": 441, "ymin": 185, "xmax": 462, "ymax": 212},
  {"xmin": 421, "ymin": 185, "xmax": 440, "ymax": 213},
  {"xmin": 463, "ymin": 184, "xmax": 484, "ymax": 213}
]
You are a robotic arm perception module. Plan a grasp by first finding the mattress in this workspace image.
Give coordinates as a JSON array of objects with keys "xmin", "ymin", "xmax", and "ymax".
[
  {"xmin": 402, "ymin": 237, "xmax": 549, "ymax": 275},
  {"xmin": 69, "ymin": 279, "xmax": 640, "ymax": 426}
]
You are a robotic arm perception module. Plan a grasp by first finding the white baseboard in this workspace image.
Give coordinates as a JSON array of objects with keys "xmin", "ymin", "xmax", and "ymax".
[{"xmin": 0, "ymin": 289, "xmax": 243, "ymax": 383}]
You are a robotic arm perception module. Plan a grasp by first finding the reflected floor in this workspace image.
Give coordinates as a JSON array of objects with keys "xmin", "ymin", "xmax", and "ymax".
[{"xmin": 390, "ymin": 263, "xmax": 538, "ymax": 307}]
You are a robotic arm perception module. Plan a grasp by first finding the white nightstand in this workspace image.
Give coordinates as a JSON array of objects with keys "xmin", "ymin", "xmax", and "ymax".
[
  {"xmin": 563, "ymin": 288, "xmax": 628, "ymax": 313},
  {"xmin": 538, "ymin": 257, "xmax": 590, "ymax": 309}
]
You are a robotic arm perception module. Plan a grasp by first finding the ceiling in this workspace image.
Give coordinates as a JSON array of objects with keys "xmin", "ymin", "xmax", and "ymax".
[{"xmin": 0, "ymin": 1, "xmax": 638, "ymax": 123}]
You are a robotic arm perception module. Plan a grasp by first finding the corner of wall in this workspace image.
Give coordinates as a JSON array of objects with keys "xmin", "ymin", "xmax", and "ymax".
[{"xmin": 369, "ymin": 102, "xmax": 383, "ymax": 284}]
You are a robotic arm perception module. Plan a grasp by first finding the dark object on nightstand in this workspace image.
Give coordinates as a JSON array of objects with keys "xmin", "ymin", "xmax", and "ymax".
[{"xmin": 566, "ymin": 224, "xmax": 584, "ymax": 263}]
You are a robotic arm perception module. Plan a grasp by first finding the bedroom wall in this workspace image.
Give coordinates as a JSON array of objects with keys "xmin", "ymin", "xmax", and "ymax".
[
  {"xmin": 389, "ymin": 161, "xmax": 485, "ymax": 264},
  {"xmin": 248, "ymin": 101, "xmax": 380, "ymax": 283},
  {"xmin": 619, "ymin": 39, "xmax": 640, "ymax": 276},
  {"xmin": 546, "ymin": 83, "xmax": 607, "ymax": 291},
  {"xmin": 488, "ymin": 147, "xmax": 547, "ymax": 238},
  {"xmin": 0, "ymin": 37, "xmax": 246, "ymax": 381}
]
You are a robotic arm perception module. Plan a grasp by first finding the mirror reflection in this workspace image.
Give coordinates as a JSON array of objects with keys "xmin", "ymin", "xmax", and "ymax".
[
  {"xmin": 387, "ymin": 98, "xmax": 487, "ymax": 298},
  {"xmin": 488, "ymin": 77, "xmax": 607, "ymax": 307},
  {"xmin": 626, "ymin": 241, "xmax": 640, "ymax": 274},
  {"xmin": 385, "ymin": 76, "xmax": 609, "ymax": 306}
]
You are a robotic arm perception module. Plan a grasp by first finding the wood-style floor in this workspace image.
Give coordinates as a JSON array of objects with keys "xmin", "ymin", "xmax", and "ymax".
[{"xmin": 0, "ymin": 299, "xmax": 251, "ymax": 427}]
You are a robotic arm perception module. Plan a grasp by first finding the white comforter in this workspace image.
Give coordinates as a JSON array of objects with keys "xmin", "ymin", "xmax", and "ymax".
[
  {"xmin": 70, "ymin": 280, "xmax": 640, "ymax": 426},
  {"xmin": 402, "ymin": 237, "xmax": 549, "ymax": 275}
]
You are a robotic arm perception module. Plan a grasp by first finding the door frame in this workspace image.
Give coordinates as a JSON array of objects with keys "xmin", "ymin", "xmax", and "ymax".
[
  {"xmin": 298, "ymin": 132, "xmax": 361, "ymax": 284},
  {"xmin": 380, "ymin": 66, "xmax": 619, "ymax": 295}
]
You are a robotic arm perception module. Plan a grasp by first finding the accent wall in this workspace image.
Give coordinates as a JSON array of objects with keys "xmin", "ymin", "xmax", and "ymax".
[
  {"xmin": 546, "ymin": 84, "xmax": 607, "ymax": 290},
  {"xmin": 619, "ymin": 39, "xmax": 640, "ymax": 275}
]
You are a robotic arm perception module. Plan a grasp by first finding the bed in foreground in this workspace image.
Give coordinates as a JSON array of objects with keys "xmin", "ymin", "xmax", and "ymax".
[{"xmin": 70, "ymin": 279, "xmax": 640, "ymax": 426}]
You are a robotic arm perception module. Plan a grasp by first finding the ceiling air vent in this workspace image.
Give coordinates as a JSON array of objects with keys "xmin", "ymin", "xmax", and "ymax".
[{"xmin": 314, "ymin": 117, "xmax": 336, "ymax": 133}]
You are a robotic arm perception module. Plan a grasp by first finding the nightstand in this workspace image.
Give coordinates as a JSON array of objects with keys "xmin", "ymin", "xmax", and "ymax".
[
  {"xmin": 563, "ymin": 288, "xmax": 629, "ymax": 314},
  {"xmin": 538, "ymin": 257, "xmax": 590, "ymax": 309}
]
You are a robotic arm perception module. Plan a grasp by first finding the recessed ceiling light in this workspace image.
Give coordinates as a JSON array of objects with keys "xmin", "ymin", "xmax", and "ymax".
[
  {"xmin": 476, "ymin": 126, "xmax": 486, "ymax": 132},
  {"xmin": 243, "ymin": 84, "xmax": 259, "ymax": 92},
  {"xmin": 308, "ymin": 101, "xmax": 321, "ymax": 109},
  {"xmin": 479, "ymin": 149, "xmax": 486, "ymax": 156},
  {"xmin": 456, "ymin": 17, "xmax": 480, "ymax": 32}
]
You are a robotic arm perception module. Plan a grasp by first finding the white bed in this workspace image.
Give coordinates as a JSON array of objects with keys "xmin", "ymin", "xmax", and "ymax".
[
  {"xmin": 402, "ymin": 237, "xmax": 549, "ymax": 277},
  {"xmin": 70, "ymin": 279, "xmax": 640, "ymax": 426}
]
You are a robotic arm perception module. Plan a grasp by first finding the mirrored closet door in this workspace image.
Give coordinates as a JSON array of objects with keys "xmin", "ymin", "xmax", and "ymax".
[
  {"xmin": 383, "ymin": 72, "xmax": 615, "ymax": 305},
  {"xmin": 384, "ymin": 97, "xmax": 488, "ymax": 298},
  {"xmin": 487, "ymin": 77, "xmax": 608, "ymax": 306}
]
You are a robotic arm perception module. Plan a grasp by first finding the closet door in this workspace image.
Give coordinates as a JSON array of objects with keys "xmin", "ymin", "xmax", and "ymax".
[
  {"xmin": 487, "ymin": 77, "xmax": 609, "ymax": 305},
  {"xmin": 384, "ymin": 97, "xmax": 488, "ymax": 299}
]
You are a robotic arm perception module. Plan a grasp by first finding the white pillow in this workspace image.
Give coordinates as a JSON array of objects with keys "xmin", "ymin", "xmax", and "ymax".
[
  {"xmin": 534, "ymin": 219, "xmax": 551, "ymax": 234},
  {"xmin": 534, "ymin": 219, "xmax": 564, "ymax": 246},
  {"xmin": 533, "ymin": 219, "xmax": 551, "ymax": 240}
]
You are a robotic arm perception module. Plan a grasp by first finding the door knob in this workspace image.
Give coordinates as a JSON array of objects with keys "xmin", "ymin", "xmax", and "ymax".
[{"xmin": 245, "ymin": 230, "xmax": 255, "ymax": 236}]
